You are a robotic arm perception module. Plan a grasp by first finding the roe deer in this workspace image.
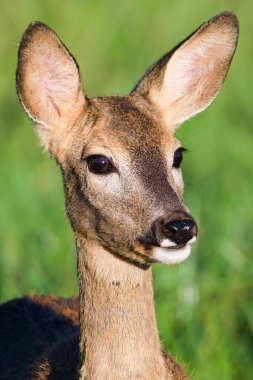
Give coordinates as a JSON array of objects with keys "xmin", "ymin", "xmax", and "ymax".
[{"xmin": 0, "ymin": 11, "xmax": 238, "ymax": 380}]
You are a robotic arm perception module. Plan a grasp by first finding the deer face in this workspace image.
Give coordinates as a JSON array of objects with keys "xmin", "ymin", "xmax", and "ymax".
[
  {"xmin": 16, "ymin": 13, "xmax": 238, "ymax": 266},
  {"xmin": 61, "ymin": 95, "xmax": 195, "ymax": 266}
]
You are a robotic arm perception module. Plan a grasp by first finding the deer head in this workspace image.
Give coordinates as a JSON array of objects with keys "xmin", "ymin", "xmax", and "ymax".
[{"xmin": 16, "ymin": 12, "xmax": 238, "ymax": 267}]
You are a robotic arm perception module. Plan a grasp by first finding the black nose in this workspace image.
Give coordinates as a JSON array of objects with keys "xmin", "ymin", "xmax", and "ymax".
[{"xmin": 162, "ymin": 219, "xmax": 197, "ymax": 245}]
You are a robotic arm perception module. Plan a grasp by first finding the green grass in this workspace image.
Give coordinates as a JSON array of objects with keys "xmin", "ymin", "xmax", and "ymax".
[{"xmin": 0, "ymin": 1, "xmax": 252, "ymax": 379}]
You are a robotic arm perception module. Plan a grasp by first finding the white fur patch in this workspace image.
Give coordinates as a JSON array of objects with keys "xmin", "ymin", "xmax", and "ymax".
[
  {"xmin": 188, "ymin": 236, "xmax": 197, "ymax": 244},
  {"xmin": 160, "ymin": 238, "xmax": 177, "ymax": 248},
  {"xmin": 153, "ymin": 244, "xmax": 192, "ymax": 265}
]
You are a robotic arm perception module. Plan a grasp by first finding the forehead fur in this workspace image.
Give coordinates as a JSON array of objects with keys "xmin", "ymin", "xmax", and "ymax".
[{"xmin": 87, "ymin": 95, "xmax": 172, "ymax": 149}]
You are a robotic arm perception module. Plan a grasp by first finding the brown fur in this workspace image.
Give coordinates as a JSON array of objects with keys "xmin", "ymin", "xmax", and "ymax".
[
  {"xmin": 1, "ymin": 12, "xmax": 238, "ymax": 380},
  {"xmin": 29, "ymin": 294, "xmax": 79, "ymax": 326}
]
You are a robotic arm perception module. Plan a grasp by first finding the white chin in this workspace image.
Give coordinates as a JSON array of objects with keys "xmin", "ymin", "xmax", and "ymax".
[{"xmin": 153, "ymin": 244, "xmax": 192, "ymax": 265}]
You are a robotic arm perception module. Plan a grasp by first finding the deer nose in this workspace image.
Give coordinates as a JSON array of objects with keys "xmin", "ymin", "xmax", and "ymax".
[{"xmin": 161, "ymin": 219, "xmax": 197, "ymax": 246}]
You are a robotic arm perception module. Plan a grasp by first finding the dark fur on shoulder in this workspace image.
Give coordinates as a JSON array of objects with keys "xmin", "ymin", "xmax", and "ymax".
[
  {"xmin": 33, "ymin": 333, "xmax": 79, "ymax": 380},
  {"xmin": 0, "ymin": 295, "xmax": 79, "ymax": 379}
]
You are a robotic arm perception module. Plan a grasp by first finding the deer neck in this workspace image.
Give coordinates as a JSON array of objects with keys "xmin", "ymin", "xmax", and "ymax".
[{"xmin": 76, "ymin": 237, "xmax": 169, "ymax": 380}]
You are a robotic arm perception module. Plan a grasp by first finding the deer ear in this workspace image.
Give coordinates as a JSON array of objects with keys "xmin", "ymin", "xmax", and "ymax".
[
  {"xmin": 16, "ymin": 22, "xmax": 86, "ymax": 152},
  {"xmin": 131, "ymin": 12, "xmax": 239, "ymax": 130}
]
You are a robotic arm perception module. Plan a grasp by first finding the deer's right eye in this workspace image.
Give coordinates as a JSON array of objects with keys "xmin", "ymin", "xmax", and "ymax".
[{"xmin": 86, "ymin": 155, "xmax": 114, "ymax": 175}]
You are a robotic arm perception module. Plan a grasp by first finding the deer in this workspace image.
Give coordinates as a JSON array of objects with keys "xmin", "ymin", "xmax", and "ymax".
[{"xmin": 0, "ymin": 11, "xmax": 238, "ymax": 380}]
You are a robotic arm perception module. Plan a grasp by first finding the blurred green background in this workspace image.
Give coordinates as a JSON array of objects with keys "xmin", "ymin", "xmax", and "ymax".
[{"xmin": 0, "ymin": 0, "xmax": 252, "ymax": 379}]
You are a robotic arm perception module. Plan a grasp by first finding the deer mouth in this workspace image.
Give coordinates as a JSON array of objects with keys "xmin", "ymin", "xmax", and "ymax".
[{"xmin": 153, "ymin": 237, "xmax": 196, "ymax": 265}]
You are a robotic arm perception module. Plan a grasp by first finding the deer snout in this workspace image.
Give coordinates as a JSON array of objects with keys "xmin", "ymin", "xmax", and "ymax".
[
  {"xmin": 152, "ymin": 216, "xmax": 198, "ymax": 248},
  {"xmin": 138, "ymin": 215, "xmax": 198, "ymax": 265}
]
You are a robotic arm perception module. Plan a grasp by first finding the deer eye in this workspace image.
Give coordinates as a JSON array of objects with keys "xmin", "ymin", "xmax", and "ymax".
[
  {"xmin": 86, "ymin": 155, "xmax": 114, "ymax": 175},
  {"xmin": 172, "ymin": 148, "xmax": 187, "ymax": 169}
]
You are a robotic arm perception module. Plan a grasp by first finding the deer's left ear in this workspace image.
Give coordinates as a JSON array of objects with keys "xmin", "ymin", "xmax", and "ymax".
[{"xmin": 131, "ymin": 12, "xmax": 239, "ymax": 130}]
